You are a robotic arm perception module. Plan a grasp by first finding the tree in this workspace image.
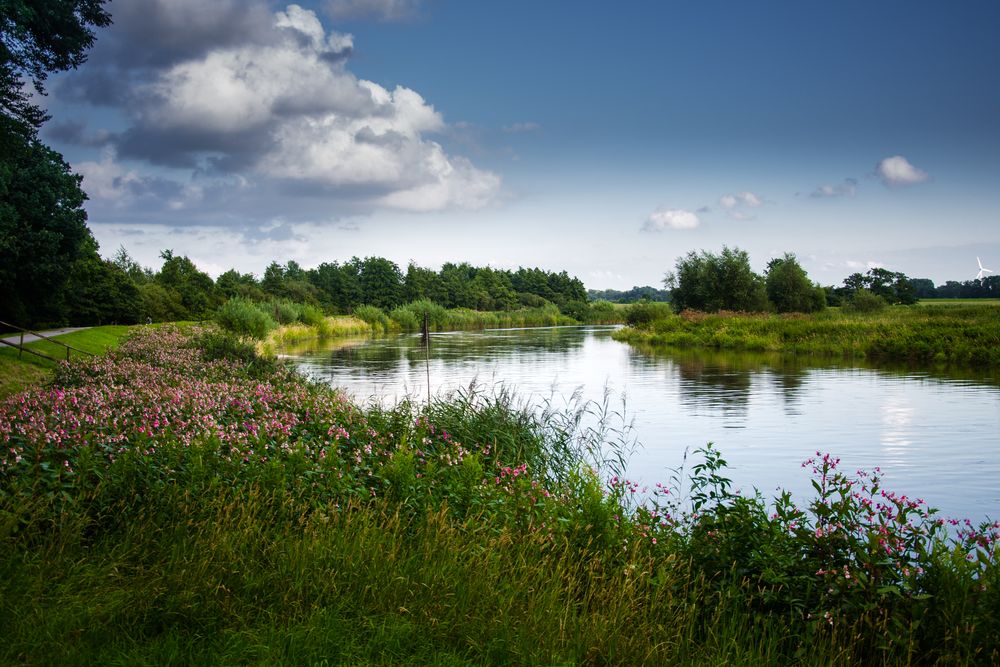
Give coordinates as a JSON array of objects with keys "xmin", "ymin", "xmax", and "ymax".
[
  {"xmin": 112, "ymin": 245, "xmax": 153, "ymax": 285},
  {"xmin": 765, "ymin": 253, "xmax": 825, "ymax": 313},
  {"xmin": 66, "ymin": 251, "xmax": 141, "ymax": 325},
  {"xmin": 1, "ymin": 0, "xmax": 111, "ymax": 130},
  {"xmin": 359, "ymin": 256, "xmax": 403, "ymax": 310},
  {"xmin": 840, "ymin": 267, "xmax": 917, "ymax": 306},
  {"xmin": 0, "ymin": 121, "xmax": 93, "ymax": 326},
  {"xmin": 403, "ymin": 262, "xmax": 447, "ymax": 304},
  {"xmin": 908, "ymin": 278, "xmax": 936, "ymax": 300},
  {"xmin": 155, "ymin": 250, "xmax": 218, "ymax": 319},
  {"xmin": 1, "ymin": 0, "xmax": 111, "ymax": 326},
  {"xmin": 666, "ymin": 246, "xmax": 769, "ymax": 313}
]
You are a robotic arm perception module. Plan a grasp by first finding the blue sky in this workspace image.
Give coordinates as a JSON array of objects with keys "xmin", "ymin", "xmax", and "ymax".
[{"xmin": 40, "ymin": 0, "xmax": 1000, "ymax": 288}]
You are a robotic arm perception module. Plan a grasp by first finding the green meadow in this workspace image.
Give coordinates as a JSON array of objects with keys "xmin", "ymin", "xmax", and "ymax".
[{"xmin": 613, "ymin": 303, "xmax": 1000, "ymax": 367}]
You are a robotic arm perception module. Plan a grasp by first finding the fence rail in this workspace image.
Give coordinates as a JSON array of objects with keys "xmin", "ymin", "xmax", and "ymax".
[{"xmin": 0, "ymin": 320, "xmax": 94, "ymax": 362}]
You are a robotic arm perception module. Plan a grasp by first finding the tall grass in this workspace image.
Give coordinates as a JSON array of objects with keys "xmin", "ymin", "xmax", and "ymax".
[
  {"xmin": 2, "ymin": 326, "xmax": 995, "ymax": 664},
  {"xmin": 614, "ymin": 304, "xmax": 1000, "ymax": 366}
]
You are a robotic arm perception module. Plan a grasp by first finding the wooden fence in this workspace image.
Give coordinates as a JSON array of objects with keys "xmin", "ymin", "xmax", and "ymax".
[{"xmin": 0, "ymin": 320, "xmax": 94, "ymax": 363}]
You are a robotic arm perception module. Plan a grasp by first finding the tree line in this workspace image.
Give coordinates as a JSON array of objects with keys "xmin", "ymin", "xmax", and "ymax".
[
  {"xmin": 3, "ymin": 245, "xmax": 593, "ymax": 328},
  {"xmin": 661, "ymin": 247, "xmax": 997, "ymax": 315},
  {"xmin": 587, "ymin": 286, "xmax": 671, "ymax": 303}
]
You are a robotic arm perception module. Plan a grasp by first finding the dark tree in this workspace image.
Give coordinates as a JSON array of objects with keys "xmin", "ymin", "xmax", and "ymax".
[
  {"xmin": 840, "ymin": 268, "xmax": 917, "ymax": 305},
  {"xmin": 666, "ymin": 246, "xmax": 768, "ymax": 313},
  {"xmin": 1, "ymin": 0, "xmax": 111, "ymax": 130},
  {"xmin": 359, "ymin": 256, "xmax": 403, "ymax": 310},
  {"xmin": 66, "ymin": 249, "xmax": 141, "ymax": 325},
  {"xmin": 0, "ymin": 122, "xmax": 93, "ymax": 326},
  {"xmin": 765, "ymin": 253, "xmax": 825, "ymax": 313},
  {"xmin": 908, "ymin": 278, "xmax": 936, "ymax": 300},
  {"xmin": 155, "ymin": 250, "xmax": 218, "ymax": 319}
]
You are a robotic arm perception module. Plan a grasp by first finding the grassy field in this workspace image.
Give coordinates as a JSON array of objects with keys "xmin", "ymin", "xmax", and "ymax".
[
  {"xmin": 0, "ymin": 325, "xmax": 134, "ymax": 399},
  {"xmin": 613, "ymin": 303, "xmax": 1000, "ymax": 367},
  {"xmin": 1, "ymin": 326, "xmax": 996, "ymax": 664}
]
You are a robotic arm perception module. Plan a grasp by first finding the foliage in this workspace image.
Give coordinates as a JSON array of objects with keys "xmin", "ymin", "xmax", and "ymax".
[
  {"xmin": 0, "ymin": 327, "xmax": 996, "ymax": 664},
  {"xmin": 841, "ymin": 268, "xmax": 918, "ymax": 306},
  {"xmin": 614, "ymin": 303, "xmax": 1000, "ymax": 366},
  {"xmin": 155, "ymin": 250, "xmax": 219, "ymax": 319},
  {"xmin": 1, "ymin": 0, "xmax": 111, "ymax": 130},
  {"xmin": 0, "ymin": 119, "xmax": 93, "ymax": 326},
  {"xmin": 214, "ymin": 298, "xmax": 277, "ymax": 340},
  {"xmin": 624, "ymin": 300, "xmax": 673, "ymax": 326},
  {"xmin": 666, "ymin": 246, "xmax": 769, "ymax": 313},
  {"xmin": 588, "ymin": 285, "xmax": 671, "ymax": 303},
  {"xmin": 844, "ymin": 288, "xmax": 888, "ymax": 313},
  {"xmin": 765, "ymin": 253, "xmax": 826, "ymax": 313},
  {"xmin": 353, "ymin": 304, "xmax": 391, "ymax": 333}
]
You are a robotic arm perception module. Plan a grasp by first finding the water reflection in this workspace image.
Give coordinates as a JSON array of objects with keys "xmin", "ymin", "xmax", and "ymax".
[{"xmin": 284, "ymin": 325, "xmax": 1000, "ymax": 521}]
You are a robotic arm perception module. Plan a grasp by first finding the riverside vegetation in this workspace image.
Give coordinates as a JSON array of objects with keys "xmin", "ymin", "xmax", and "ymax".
[
  {"xmin": 1, "ymin": 326, "xmax": 998, "ymax": 664},
  {"xmin": 216, "ymin": 296, "xmax": 623, "ymax": 356},
  {"xmin": 614, "ymin": 303, "xmax": 1000, "ymax": 367}
]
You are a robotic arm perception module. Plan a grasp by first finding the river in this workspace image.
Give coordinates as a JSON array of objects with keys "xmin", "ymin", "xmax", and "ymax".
[{"xmin": 283, "ymin": 325, "xmax": 1000, "ymax": 523}]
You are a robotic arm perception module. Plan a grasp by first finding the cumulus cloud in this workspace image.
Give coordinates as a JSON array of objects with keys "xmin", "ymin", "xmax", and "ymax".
[
  {"xmin": 719, "ymin": 191, "xmax": 763, "ymax": 209},
  {"xmin": 642, "ymin": 208, "xmax": 700, "ymax": 232},
  {"xmin": 325, "ymin": 0, "xmax": 422, "ymax": 21},
  {"xmin": 52, "ymin": 0, "xmax": 500, "ymax": 221},
  {"xmin": 810, "ymin": 178, "xmax": 858, "ymax": 198},
  {"xmin": 875, "ymin": 155, "xmax": 929, "ymax": 187}
]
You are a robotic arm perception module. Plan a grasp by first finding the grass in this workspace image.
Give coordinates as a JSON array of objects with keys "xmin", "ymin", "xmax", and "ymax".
[
  {"xmin": 1, "ymin": 326, "xmax": 997, "ymax": 664},
  {"xmin": 613, "ymin": 304, "xmax": 1000, "ymax": 366},
  {"xmin": 0, "ymin": 325, "xmax": 133, "ymax": 399}
]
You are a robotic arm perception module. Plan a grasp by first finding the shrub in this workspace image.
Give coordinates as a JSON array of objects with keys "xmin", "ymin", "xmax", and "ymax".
[
  {"xmin": 215, "ymin": 298, "xmax": 276, "ymax": 339},
  {"xmin": 845, "ymin": 289, "xmax": 887, "ymax": 313},
  {"xmin": 353, "ymin": 304, "xmax": 391, "ymax": 333},
  {"xmin": 625, "ymin": 300, "xmax": 673, "ymax": 327},
  {"xmin": 299, "ymin": 304, "xmax": 326, "ymax": 327},
  {"xmin": 267, "ymin": 299, "xmax": 303, "ymax": 324}
]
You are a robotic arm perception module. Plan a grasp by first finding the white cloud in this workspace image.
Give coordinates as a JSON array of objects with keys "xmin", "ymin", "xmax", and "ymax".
[
  {"xmin": 326, "ymin": 0, "xmax": 421, "ymax": 21},
  {"xmin": 720, "ymin": 191, "xmax": 762, "ymax": 208},
  {"xmin": 876, "ymin": 155, "xmax": 929, "ymax": 187},
  {"xmin": 117, "ymin": 4, "xmax": 499, "ymax": 213},
  {"xmin": 810, "ymin": 178, "xmax": 858, "ymax": 198},
  {"xmin": 642, "ymin": 208, "xmax": 700, "ymax": 232}
]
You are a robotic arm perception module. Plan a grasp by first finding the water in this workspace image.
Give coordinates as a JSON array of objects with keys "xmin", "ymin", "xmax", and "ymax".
[{"xmin": 284, "ymin": 325, "xmax": 1000, "ymax": 522}]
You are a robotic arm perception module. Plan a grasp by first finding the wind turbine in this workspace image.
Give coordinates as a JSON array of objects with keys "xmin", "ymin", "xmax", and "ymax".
[{"xmin": 976, "ymin": 257, "xmax": 993, "ymax": 282}]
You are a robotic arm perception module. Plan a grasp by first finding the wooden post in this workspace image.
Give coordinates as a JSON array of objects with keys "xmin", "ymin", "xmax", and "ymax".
[
  {"xmin": 422, "ymin": 313, "xmax": 431, "ymax": 404},
  {"xmin": 19, "ymin": 331, "xmax": 23, "ymax": 359}
]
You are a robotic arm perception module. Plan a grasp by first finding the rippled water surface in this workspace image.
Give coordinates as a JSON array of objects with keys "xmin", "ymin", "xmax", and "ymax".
[{"xmin": 285, "ymin": 326, "xmax": 1000, "ymax": 522}]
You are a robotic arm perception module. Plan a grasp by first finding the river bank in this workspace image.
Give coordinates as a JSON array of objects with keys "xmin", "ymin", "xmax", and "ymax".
[
  {"xmin": 613, "ymin": 303, "xmax": 1000, "ymax": 366},
  {"xmin": 1, "ymin": 325, "xmax": 996, "ymax": 664}
]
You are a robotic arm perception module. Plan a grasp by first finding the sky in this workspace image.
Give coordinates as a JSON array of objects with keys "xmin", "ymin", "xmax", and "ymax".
[{"xmin": 38, "ymin": 0, "xmax": 1000, "ymax": 289}]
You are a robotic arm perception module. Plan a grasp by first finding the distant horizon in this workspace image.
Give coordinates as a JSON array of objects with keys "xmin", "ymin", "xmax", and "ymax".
[{"xmin": 39, "ymin": 0, "xmax": 1000, "ymax": 290}]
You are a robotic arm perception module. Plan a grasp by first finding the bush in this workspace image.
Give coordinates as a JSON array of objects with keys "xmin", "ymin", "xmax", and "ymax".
[
  {"xmin": 353, "ymin": 304, "xmax": 391, "ymax": 333},
  {"xmin": 625, "ymin": 300, "xmax": 673, "ymax": 327},
  {"xmin": 393, "ymin": 299, "xmax": 448, "ymax": 331},
  {"xmin": 845, "ymin": 289, "xmax": 887, "ymax": 313},
  {"xmin": 267, "ymin": 299, "xmax": 303, "ymax": 325},
  {"xmin": 389, "ymin": 306, "xmax": 420, "ymax": 331},
  {"xmin": 299, "ymin": 303, "xmax": 326, "ymax": 327},
  {"xmin": 215, "ymin": 298, "xmax": 276, "ymax": 339}
]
